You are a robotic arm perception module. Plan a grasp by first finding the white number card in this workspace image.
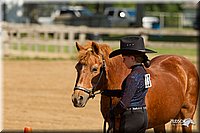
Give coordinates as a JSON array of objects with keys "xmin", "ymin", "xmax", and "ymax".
[{"xmin": 145, "ymin": 74, "xmax": 152, "ymax": 88}]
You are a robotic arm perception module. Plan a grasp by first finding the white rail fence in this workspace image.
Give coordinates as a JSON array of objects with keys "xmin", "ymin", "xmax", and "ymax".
[{"xmin": 2, "ymin": 22, "xmax": 198, "ymax": 59}]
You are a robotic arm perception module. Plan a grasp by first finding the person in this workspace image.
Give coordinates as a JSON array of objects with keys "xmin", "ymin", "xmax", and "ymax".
[{"xmin": 109, "ymin": 36, "xmax": 156, "ymax": 133}]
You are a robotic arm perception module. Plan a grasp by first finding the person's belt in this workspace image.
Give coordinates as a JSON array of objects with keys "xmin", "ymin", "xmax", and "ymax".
[{"xmin": 127, "ymin": 106, "xmax": 146, "ymax": 111}]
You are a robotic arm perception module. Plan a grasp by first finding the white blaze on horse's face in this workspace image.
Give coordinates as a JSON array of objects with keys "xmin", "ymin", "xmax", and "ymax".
[
  {"xmin": 72, "ymin": 62, "xmax": 101, "ymax": 107},
  {"xmin": 72, "ymin": 42, "xmax": 103, "ymax": 107}
]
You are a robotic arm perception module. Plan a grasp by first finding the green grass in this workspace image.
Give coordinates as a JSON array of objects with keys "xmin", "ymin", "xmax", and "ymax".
[
  {"xmin": 111, "ymin": 45, "xmax": 198, "ymax": 65},
  {"xmin": 13, "ymin": 44, "xmax": 197, "ymax": 57},
  {"xmin": 111, "ymin": 46, "xmax": 197, "ymax": 57},
  {"xmin": 148, "ymin": 47, "xmax": 197, "ymax": 57},
  {"xmin": 146, "ymin": 46, "xmax": 198, "ymax": 65},
  {"xmin": 11, "ymin": 44, "xmax": 76, "ymax": 53},
  {"xmin": 8, "ymin": 43, "xmax": 198, "ymax": 62}
]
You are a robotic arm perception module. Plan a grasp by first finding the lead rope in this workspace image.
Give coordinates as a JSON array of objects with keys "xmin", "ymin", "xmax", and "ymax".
[
  {"xmin": 104, "ymin": 96, "xmax": 115, "ymax": 133},
  {"xmin": 103, "ymin": 120, "xmax": 106, "ymax": 133},
  {"xmin": 110, "ymin": 96, "xmax": 115, "ymax": 133}
]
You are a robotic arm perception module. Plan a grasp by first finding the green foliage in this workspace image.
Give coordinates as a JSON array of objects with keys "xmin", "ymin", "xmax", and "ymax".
[
  {"xmin": 145, "ymin": 4, "xmax": 183, "ymax": 12},
  {"xmin": 112, "ymin": 3, "xmax": 136, "ymax": 9}
]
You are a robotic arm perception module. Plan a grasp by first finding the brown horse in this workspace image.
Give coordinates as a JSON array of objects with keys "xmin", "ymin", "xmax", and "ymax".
[{"xmin": 71, "ymin": 41, "xmax": 199, "ymax": 133}]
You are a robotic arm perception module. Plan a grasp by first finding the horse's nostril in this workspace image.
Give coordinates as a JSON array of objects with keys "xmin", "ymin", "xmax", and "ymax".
[
  {"xmin": 79, "ymin": 96, "xmax": 83, "ymax": 101},
  {"xmin": 73, "ymin": 97, "xmax": 78, "ymax": 105}
]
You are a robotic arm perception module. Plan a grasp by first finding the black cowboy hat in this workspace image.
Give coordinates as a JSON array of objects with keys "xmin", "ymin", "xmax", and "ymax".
[{"xmin": 109, "ymin": 36, "xmax": 157, "ymax": 58}]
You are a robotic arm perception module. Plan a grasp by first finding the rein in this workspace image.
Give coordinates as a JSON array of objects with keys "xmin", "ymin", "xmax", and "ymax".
[{"xmin": 74, "ymin": 54, "xmax": 106, "ymax": 99}]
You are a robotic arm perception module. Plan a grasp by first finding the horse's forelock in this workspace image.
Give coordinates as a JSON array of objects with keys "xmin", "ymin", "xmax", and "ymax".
[
  {"xmin": 77, "ymin": 42, "xmax": 112, "ymax": 64},
  {"xmin": 78, "ymin": 49, "xmax": 97, "ymax": 65}
]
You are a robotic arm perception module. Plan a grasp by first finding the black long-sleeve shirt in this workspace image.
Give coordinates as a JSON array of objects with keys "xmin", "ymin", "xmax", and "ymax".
[{"xmin": 112, "ymin": 64, "xmax": 149, "ymax": 115}]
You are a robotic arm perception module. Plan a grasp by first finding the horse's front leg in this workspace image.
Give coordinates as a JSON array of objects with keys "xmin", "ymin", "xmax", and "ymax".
[
  {"xmin": 106, "ymin": 121, "xmax": 113, "ymax": 133},
  {"xmin": 182, "ymin": 125, "xmax": 192, "ymax": 133},
  {"xmin": 106, "ymin": 117, "xmax": 120, "ymax": 133},
  {"xmin": 114, "ymin": 117, "xmax": 121, "ymax": 133},
  {"xmin": 154, "ymin": 124, "xmax": 166, "ymax": 133}
]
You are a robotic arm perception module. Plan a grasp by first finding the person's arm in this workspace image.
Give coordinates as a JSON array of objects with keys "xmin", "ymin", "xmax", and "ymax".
[{"xmin": 112, "ymin": 74, "xmax": 137, "ymax": 115}]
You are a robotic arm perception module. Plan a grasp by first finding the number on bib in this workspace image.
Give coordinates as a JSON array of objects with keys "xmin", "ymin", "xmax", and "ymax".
[{"xmin": 145, "ymin": 74, "xmax": 152, "ymax": 88}]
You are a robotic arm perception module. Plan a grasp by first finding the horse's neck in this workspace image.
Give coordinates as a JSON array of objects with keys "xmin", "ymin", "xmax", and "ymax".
[{"xmin": 106, "ymin": 56, "xmax": 130, "ymax": 90}]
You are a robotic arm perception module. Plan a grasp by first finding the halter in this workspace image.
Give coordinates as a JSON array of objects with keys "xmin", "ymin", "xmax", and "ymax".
[
  {"xmin": 73, "ymin": 53, "xmax": 121, "ymax": 133},
  {"xmin": 74, "ymin": 54, "xmax": 106, "ymax": 99}
]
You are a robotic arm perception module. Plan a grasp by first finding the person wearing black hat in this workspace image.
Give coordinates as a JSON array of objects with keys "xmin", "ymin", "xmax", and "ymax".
[{"xmin": 109, "ymin": 36, "xmax": 156, "ymax": 133}]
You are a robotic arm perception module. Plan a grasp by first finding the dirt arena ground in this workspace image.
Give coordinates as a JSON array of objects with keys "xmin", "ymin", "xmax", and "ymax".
[{"xmin": 3, "ymin": 59, "xmax": 199, "ymax": 132}]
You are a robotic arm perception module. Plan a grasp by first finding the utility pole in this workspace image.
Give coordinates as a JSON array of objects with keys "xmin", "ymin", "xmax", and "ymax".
[
  {"xmin": 2, "ymin": 2, "xmax": 6, "ymax": 21},
  {"xmin": 136, "ymin": 4, "xmax": 144, "ymax": 27}
]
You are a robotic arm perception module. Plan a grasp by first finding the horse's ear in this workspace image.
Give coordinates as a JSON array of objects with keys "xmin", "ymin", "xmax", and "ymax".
[
  {"xmin": 76, "ymin": 42, "xmax": 84, "ymax": 51},
  {"xmin": 92, "ymin": 41, "xmax": 100, "ymax": 55}
]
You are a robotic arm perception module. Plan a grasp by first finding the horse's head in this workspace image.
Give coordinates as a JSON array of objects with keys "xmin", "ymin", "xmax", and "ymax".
[{"xmin": 72, "ymin": 41, "xmax": 110, "ymax": 107}]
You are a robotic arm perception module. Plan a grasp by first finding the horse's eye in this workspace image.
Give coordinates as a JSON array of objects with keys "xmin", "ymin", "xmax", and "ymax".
[{"xmin": 92, "ymin": 67, "xmax": 98, "ymax": 73}]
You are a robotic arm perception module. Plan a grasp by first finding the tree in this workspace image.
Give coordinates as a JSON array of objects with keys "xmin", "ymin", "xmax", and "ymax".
[{"xmin": 145, "ymin": 4, "xmax": 182, "ymax": 12}]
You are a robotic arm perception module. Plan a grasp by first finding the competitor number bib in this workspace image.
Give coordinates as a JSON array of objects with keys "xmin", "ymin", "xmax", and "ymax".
[{"xmin": 145, "ymin": 74, "xmax": 152, "ymax": 88}]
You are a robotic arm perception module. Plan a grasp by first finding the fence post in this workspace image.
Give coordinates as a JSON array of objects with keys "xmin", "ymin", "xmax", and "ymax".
[
  {"xmin": 79, "ymin": 33, "xmax": 86, "ymax": 44},
  {"xmin": 44, "ymin": 32, "xmax": 48, "ymax": 40},
  {"xmin": 160, "ymin": 13, "xmax": 165, "ymax": 28},
  {"xmin": 33, "ymin": 30, "xmax": 39, "ymax": 40},
  {"xmin": 16, "ymin": 30, "xmax": 21, "ymax": 54},
  {"xmin": 34, "ymin": 30, "xmax": 39, "ymax": 54},
  {"xmin": 2, "ymin": 29, "xmax": 10, "ymax": 55},
  {"xmin": 178, "ymin": 13, "xmax": 184, "ymax": 29},
  {"xmin": 141, "ymin": 34, "xmax": 148, "ymax": 46},
  {"xmin": 68, "ymin": 30, "xmax": 74, "ymax": 54},
  {"xmin": 54, "ymin": 32, "xmax": 58, "ymax": 40},
  {"xmin": 79, "ymin": 26, "xmax": 87, "ymax": 44},
  {"xmin": 59, "ymin": 32, "xmax": 65, "ymax": 41},
  {"xmin": 59, "ymin": 32, "xmax": 65, "ymax": 54}
]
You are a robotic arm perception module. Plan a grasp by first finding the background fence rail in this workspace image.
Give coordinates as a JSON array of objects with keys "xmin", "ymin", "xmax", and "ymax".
[{"xmin": 2, "ymin": 22, "xmax": 198, "ymax": 59}]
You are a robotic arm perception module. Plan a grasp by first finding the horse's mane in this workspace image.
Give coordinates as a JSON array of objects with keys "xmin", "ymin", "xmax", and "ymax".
[{"xmin": 77, "ymin": 41, "xmax": 112, "ymax": 64}]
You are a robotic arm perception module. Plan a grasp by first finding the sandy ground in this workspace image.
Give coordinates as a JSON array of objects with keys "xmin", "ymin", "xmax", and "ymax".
[
  {"xmin": 3, "ymin": 60, "xmax": 199, "ymax": 132},
  {"xmin": 3, "ymin": 60, "xmax": 104, "ymax": 132}
]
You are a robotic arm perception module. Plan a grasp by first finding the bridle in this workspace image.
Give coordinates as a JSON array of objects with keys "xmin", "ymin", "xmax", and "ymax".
[
  {"xmin": 74, "ymin": 54, "xmax": 106, "ymax": 99},
  {"xmin": 73, "ymin": 53, "xmax": 121, "ymax": 133}
]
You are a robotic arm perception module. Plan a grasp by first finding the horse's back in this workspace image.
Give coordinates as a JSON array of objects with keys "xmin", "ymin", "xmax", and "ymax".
[
  {"xmin": 151, "ymin": 55, "xmax": 195, "ymax": 71},
  {"xmin": 150, "ymin": 55, "xmax": 198, "ymax": 81},
  {"xmin": 150, "ymin": 54, "xmax": 199, "ymax": 90},
  {"xmin": 150, "ymin": 54, "xmax": 199, "ymax": 100}
]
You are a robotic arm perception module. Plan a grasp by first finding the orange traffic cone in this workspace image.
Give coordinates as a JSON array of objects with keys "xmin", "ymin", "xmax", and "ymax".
[{"xmin": 24, "ymin": 127, "xmax": 32, "ymax": 133}]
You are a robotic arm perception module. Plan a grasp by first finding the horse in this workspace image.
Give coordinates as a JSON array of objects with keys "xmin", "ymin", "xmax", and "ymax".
[{"xmin": 71, "ymin": 41, "xmax": 199, "ymax": 133}]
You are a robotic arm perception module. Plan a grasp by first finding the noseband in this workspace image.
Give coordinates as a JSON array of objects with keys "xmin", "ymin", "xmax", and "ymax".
[{"xmin": 74, "ymin": 54, "xmax": 106, "ymax": 99}]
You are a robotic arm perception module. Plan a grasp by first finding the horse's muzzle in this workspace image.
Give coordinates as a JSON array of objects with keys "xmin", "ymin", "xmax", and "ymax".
[{"xmin": 71, "ymin": 89, "xmax": 90, "ymax": 107}]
